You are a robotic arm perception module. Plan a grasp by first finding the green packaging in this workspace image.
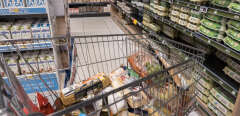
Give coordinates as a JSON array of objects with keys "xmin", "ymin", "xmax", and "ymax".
[
  {"xmin": 205, "ymin": 14, "xmax": 226, "ymax": 23},
  {"xmin": 199, "ymin": 25, "xmax": 224, "ymax": 40},
  {"xmin": 210, "ymin": 87, "xmax": 235, "ymax": 111},
  {"xmin": 200, "ymin": 19, "xmax": 226, "ymax": 32},
  {"xmin": 211, "ymin": 0, "xmax": 231, "ymax": 8},
  {"xmin": 226, "ymin": 28, "xmax": 240, "ymax": 41},
  {"xmin": 208, "ymin": 95, "xmax": 232, "ymax": 116},
  {"xmin": 224, "ymin": 36, "xmax": 240, "ymax": 51},
  {"xmin": 198, "ymin": 77, "xmax": 213, "ymax": 90},
  {"xmin": 223, "ymin": 66, "xmax": 240, "ymax": 83},
  {"xmin": 228, "ymin": 2, "xmax": 240, "ymax": 13},
  {"xmin": 228, "ymin": 20, "xmax": 240, "ymax": 32}
]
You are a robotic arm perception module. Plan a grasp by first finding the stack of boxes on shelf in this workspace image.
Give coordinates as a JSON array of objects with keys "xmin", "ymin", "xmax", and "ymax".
[
  {"xmin": 224, "ymin": 19, "xmax": 240, "ymax": 51},
  {"xmin": 0, "ymin": 19, "xmax": 51, "ymax": 44},
  {"xmin": 187, "ymin": 9, "xmax": 202, "ymax": 31},
  {"xmin": 1, "ymin": 50, "xmax": 55, "ymax": 77},
  {"xmin": 150, "ymin": 0, "xmax": 169, "ymax": 17}
]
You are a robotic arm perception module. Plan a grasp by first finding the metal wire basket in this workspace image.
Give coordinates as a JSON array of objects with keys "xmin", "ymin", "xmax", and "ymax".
[{"xmin": 0, "ymin": 33, "xmax": 204, "ymax": 116}]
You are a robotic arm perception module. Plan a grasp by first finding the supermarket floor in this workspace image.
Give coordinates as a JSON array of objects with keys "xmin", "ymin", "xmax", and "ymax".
[{"xmin": 69, "ymin": 16, "xmax": 202, "ymax": 116}]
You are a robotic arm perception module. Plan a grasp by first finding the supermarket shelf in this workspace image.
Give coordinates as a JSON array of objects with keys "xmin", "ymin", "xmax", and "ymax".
[
  {"xmin": 196, "ymin": 98, "xmax": 216, "ymax": 116},
  {"xmin": 69, "ymin": 2, "xmax": 109, "ymax": 7},
  {"xmin": 3, "ymin": 72, "xmax": 58, "ymax": 94},
  {"xmin": 0, "ymin": 7, "xmax": 47, "ymax": 16},
  {"xmin": 125, "ymin": 2, "xmax": 240, "ymax": 61},
  {"xmin": 170, "ymin": 0, "xmax": 240, "ymax": 21},
  {"xmin": 200, "ymin": 58, "xmax": 239, "ymax": 97},
  {"xmin": 0, "ymin": 42, "xmax": 52, "ymax": 53},
  {"xmin": 70, "ymin": 12, "xmax": 110, "ymax": 17}
]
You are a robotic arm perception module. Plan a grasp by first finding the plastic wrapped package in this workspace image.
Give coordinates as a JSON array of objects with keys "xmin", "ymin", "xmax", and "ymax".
[
  {"xmin": 223, "ymin": 66, "xmax": 240, "ymax": 83},
  {"xmin": 211, "ymin": 0, "xmax": 231, "ymax": 8},
  {"xmin": 208, "ymin": 102, "xmax": 225, "ymax": 116},
  {"xmin": 200, "ymin": 19, "xmax": 226, "ymax": 32},
  {"xmin": 196, "ymin": 90, "xmax": 208, "ymax": 103},
  {"xmin": 228, "ymin": 20, "xmax": 240, "ymax": 32},
  {"xmin": 208, "ymin": 95, "xmax": 232, "ymax": 116},
  {"xmin": 224, "ymin": 36, "xmax": 240, "ymax": 51},
  {"xmin": 205, "ymin": 14, "xmax": 226, "ymax": 24},
  {"xmin": 199, "ymin": 25, "xmax": 225, "ymax": 40},
  {"xmin": 60, "ymin": 73, "xmax": 111, "ymax": 106},
  {"xmin": 226, "ymin": 28, "xmax": 240, "ymax": 41},
  {"xmin": 228, "ymin": 2, "xmax": 240, "ymax": 13}
]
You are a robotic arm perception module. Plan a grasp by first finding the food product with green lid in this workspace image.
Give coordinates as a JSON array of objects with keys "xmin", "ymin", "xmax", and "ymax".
[
  {"xmin": 200, "ymin": 19, "xmax": 226, "ymax": 32},
  {"xmin": 211, "ymin": 0, "xmax": 231, "ymax": 8},
  {"xmin": 228, "ymin": 2, "xmax": 240, "ymax": 13},
  {"xmin": 210, "ymin": 87, "xmax": 235, "ymax": 111},
  {"xmin": 189, "ymin": 10, "xmax": 202, "ymax": 24},
  {"xmin": 205, "ymin": 14, "xmax": 226, "ymax": 23},
  {"xmin": 187, "ymin": 23, "xmax": 199, "ymax": 31},
  {"xmin": 199, "ymin": 25, "xmax": 224, "ymax": 40},
  {"xmin": 179, "ymin": 13, "xmax": 190, "ymax": 20},
  {"xmin": 224, "ymin": 36, "xmax": 240, "ymax": 51},
  {"xmin": 196, "ymin": 90, "xmax": 208, "ymax": 103},
  {"xmin": 196, "ymin": 82, "xmax": 209, "ymax": 96},
  {"xmin": 208, "ymin": 102, "xmax": 225, "ymax": 116},
  {"xmin": 226, "ymin": 28, "xmax": 240, "ymax": 41},
  {"xmin": 208, "ymin": 95, "xmax": 232, "ymax": 116},
  {"xmin": 228, "ymin": 20, "xmax": 240, "ymax": 32},
  {"xmin": 223, "ymin": 66, "xmax": 240, "ymax": 83}
]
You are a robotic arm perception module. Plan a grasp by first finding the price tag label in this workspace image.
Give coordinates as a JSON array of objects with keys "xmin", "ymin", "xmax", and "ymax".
[
  {"xmin": 199, "ymin": 6, "xmax": 208, "ymax": 13},
  {"xmin": 133, "ymin": 19, "xmax": 138, "ymax": 25}
]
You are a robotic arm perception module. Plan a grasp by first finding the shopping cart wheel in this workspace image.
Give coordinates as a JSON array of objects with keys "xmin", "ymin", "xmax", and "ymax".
[{"xmin": 27, "ymin": 112, "xmax": 44, "ymax": 116}]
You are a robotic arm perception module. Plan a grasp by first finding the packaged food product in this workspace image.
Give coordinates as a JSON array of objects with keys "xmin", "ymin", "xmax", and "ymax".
[
  {"xmin": 211, "ymin": 0, "xmax": 231, "ymax": 8},
  {"xmin": 172, "ymin": 5, "xmax": 181, "ymax": 11},
  {"xmin": 178, "ymin": 19, "xmax": 188, "ymax": 26},
  {"xmin": 163, "ymin": 24, "xmax": 178, "ymax": 38},
  {"xmin": 180, "ymin": 7, "xmax": 190, "ymax": 13},
  {"xmin": 224, "ymin": 36, "xmax": 240, "ymax": 51},
  {"xmin": 226, "ymin": 58, "xmax": 240, "ymax": 74},
  {"xmin": 171, "ymin": 10, "xmax": 180, "ymax": 17},
  {"xmin": 226, "ymin": 28, "xmax": 240, "ymax": 41},
  {"xmin": 210, "ymin": 87, "xmax": 235, "ymax": 111},
  {"xmin": 196, "ymin": 90, "xmax": 208, "ymax": 103},
  {"xmin": 60, "ymin": 73, "xmax": 111, "ymax": 106},
  {"xmin": 148, "ymin": 23, "xmax": 161, "ymax": 32},
  {"xmin": 198, "ymin": 77, "xmax": 213, "ymax": 90},
  {"xmin": 187, "ymin": 23, "xmax": 199, "ymax": 31},
  {"xmin": 200, "ymin": 19, "xmax": 226, "ymax": 32},
  {"xmin": 170, "ymin": 15, "xmax": 180, "ymax": 23},
  {"xmin": 128, "ymin": 51, "xmax": 162, "ymax": 78},
  {"xmin": 196, "ymin": 82, "xmax": 209, "ymax": 96},
  {"xmin": 208, "ymin": 95, "xmax": 232, "ymax": 116},
  {"xmin": 208, "ymin": 102, "xmax": 225, "ymax": 116},
  {"xmin": 205, "ymin": 14, "xmax": 226, "ymax": 23},
  {"xmin": 228, "ymin": 2, "xmax": 240, "ymax": 13},
  {"xmin": 179, "ymin": 13, "xmax": 190, "ymax": 20},
  {"xmin": 223, "ymin": 66, "xmax": 240, "ymax": 83},
  {"xmin": 155, "ymin": 10, "xmax": 168, "ymax": 16},
  {"xmin": 228, "ymin": 20, "xmax": 240, "ymax": 32},
  {"xmin": 156, "ymin": 1, "xmax": 169, "ymax": 11},
  {"xmin": 150, "ymin": 83, "xmax": 177, "ymax": 101},
  {"xmin": 199, "ymin": 25, "xmax": 224, "ymax": 40}
]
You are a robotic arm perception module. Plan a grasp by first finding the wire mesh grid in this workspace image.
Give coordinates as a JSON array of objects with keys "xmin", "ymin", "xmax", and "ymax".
[{"xmin": 0, "ymin": 33, "xmax": 205, "ymax": 116}]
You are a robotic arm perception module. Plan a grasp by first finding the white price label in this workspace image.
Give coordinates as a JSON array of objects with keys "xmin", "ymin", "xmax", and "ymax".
[{"xmin": 199, "ymin": 6, "xmax": 208, "ymax": 13}]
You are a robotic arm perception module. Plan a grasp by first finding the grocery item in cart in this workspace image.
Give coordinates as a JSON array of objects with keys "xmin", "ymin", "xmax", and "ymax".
[
  {"xmin": 60, "ymin": 73, "xmax": 111, "ymax": 106},
  {"xmin": 127, "ymin": 51, "xmax": 161, "ymax": 78},
  {"xmin": 223, "ymin": 66, "xmax": 240, "ymax": 83},
  {"xmin": 210, "ymin": 87, "xmax": 235, "ymax": 111},
  {"xmin": 228, "ymin": 2, "xmax": 240, "ymax": 13},
  {"xmin": 37, "ymin": 92, "xmax": 54, "ymax": 115},
  {"xmin": 223, "ymin": 36, "xmax": 240, "ymax": 51}
]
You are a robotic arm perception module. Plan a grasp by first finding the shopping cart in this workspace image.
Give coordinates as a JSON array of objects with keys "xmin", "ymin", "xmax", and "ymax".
[{"xmin": 0, "ymin": 33, "xmax": 204, "ymax": 116}]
